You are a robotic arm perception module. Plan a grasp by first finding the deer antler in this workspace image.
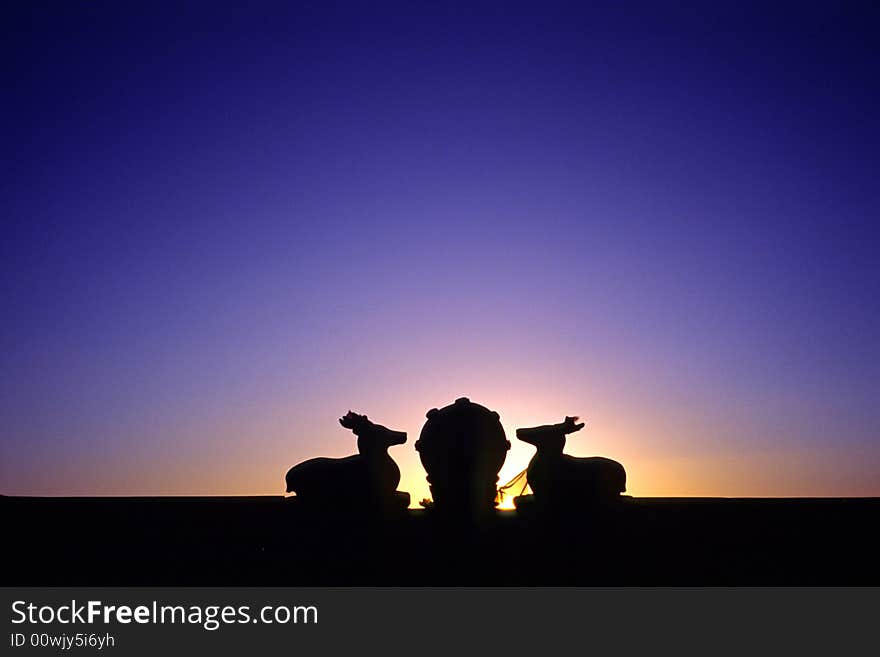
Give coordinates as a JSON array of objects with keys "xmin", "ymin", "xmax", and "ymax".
[
  {"xmin": 562, "ymin": 416, "xmax": 585, "ymax": 434},
  {"xmin": 339, "ymin": 411, "xmax": 371, "ymax": 433}
]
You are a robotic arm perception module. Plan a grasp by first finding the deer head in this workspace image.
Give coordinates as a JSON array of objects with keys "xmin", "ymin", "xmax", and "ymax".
[
  {"xmin": 516, "ymin": 416, "xmax": 584, "ymax": 452},
  {"xmin": 340, "ymin": 411, "xmax": 407, "ymax": 453}
]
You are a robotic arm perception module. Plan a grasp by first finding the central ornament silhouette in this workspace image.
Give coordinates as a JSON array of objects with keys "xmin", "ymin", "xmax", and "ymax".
[{"xmin": 414, "ymin": 397, "xmax": 511, "ymax": 515}]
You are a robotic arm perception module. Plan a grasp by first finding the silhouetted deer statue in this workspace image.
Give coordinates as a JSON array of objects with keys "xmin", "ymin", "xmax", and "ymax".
[
  {"xmin": 515, "ymin": 416, "xmax": 626, "ymax": 509},
  {"xmin": 284, "ymin": 411, "xmax": 410, "ymax": 511}
]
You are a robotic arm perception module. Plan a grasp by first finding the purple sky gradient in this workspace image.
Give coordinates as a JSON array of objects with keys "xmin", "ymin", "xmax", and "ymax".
[{"xmin": 2, "ymin": 2, "xmax": 878, "ymax": 500}]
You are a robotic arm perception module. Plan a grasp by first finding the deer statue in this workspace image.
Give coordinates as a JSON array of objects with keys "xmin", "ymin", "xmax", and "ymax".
[
  {"xmin": 515, "ymin": 416, "xmax": 626, "ymax": 508},
  {"xmin": 284, "ymin": 411, "xmax": 410, "ymax": 510}
]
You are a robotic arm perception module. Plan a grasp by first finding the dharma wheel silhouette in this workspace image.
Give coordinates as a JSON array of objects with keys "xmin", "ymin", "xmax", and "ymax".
[{"xmin": 415, "ymin": 397, "xmax": 510, "ymax": 516}]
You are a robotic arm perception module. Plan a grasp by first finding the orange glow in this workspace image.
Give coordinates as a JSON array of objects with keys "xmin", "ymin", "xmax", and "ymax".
[{"xmin": 11, "ymin": 363, "xmax": 878, "ymax": 500}]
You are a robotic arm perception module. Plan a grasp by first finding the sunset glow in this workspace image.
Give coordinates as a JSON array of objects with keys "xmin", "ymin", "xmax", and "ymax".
[{"xmin": 3, "ymin": 3, "xmax": 878, "ymax": 502}]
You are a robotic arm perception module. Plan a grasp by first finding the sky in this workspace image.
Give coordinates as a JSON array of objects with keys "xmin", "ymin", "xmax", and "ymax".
[{"xmin": 2, "ymin": 1, "xmax": 878, "ymax": 502}]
